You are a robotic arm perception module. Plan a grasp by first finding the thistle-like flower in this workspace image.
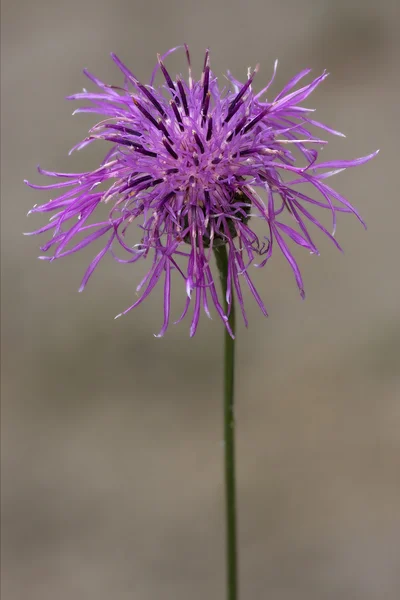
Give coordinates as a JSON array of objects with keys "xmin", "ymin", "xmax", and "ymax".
[{"xmin": 26, "ymin": 46, "xmax": 377, "ymax": 336}]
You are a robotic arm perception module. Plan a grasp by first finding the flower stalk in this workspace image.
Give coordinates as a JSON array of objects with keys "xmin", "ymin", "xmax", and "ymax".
[{"xmin": 215, "ymin": 244, "xmax": 238, "ymax": 600}]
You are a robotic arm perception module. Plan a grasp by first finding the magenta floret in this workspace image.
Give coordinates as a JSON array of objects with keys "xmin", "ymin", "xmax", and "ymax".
[{"xmin": 26, "ymin": 46, "xmax": 377, "ymax": 336}]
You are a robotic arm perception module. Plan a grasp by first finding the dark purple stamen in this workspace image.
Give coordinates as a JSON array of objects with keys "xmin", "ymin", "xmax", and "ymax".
[
  {"xmin": 134, "ymin": 178, "xmax": 161, "ymax": 192},
  {"xmin": 133, "ymin": 99, "xmax": 159, "ymax": 128},
  {"xmin": 201, "ymin": 51, "xmax": 210, "ymax": 108},
  {"xmin": 134, "ymin": 147, "xmax": 158, "ymax": 158},
  {"xmin": 192, "ymin": 152, "xmax": 199, "ymax": 167},
  {"xmin": 103, "ymin": 124, "xmax": 142, "ymax": 137},
  {"xmin": 234, "ymin": 115, "xmax": 249, "ymax": 136},
  {"xmin": 157, "ymin": 119, "xmax": 173, "ymax": 142},
  {"xmin": 170, "ymin": 100, "xmax": 184, "ymax": 131},
  {"xmin": 157, "ymin": 55, "xmax": 177, "ymax": 96},
  {"xmin": 243, "ymin": 106, "xmax": 270, "ymax": 134},
  {"xmin": 202, "ymin": 49, "xmax": 210, "ymax": 78},
  {"xmin": 184, "ymin": 44, "xmax": 193, "ymax": 87},
  {"xmin": 109, "ymin": 138, "xmax": 157, "ymax": 157},
  {"xmin": 228, "ymin": 67, "xmax": 258, "ymax": 110},
  {"xmin": 193, "ymin": 131, "xmax": 205, "ymax": 154},
  {"xmin": 177, "ymin": 79, "xmax": 189, "ymax": 116},
  {"xmin": 201, "ymin": 91, "xmax": 211, "ymax": 125},
  {"xmin": 127, "ymin": 174, "xmax": 153, "ymax": 187},
  {"xmin": 137, "ymin": 83, "xmax": 166, "ymax": 117},
  {"xmin": 206, "ymin": 117, "xmax": 213, "ymax": 141},
  {"xmin": 225, "ymin": 99, "xmax": 244, "ymax": 123},
  {"xmin": 163, "ymin": 137, "xmax": 178, "ymax": 159},
  {"xmin": 202, "ymin": 64, "xmax": 210, "ymax": 97},
  {"xmin": 103, "ymin": 135, "xmax": 141, "ymax": 148},
  {"xmin": 119, "ymin": 174, "xmax": 153, "ymax": 193},
  {"xmin": 239, "ymin": 148, "xmax": 260, "ymax": 156},
  {"xmin": 106, "ymin": 137, "xmax": 158, "ymax": 158}
]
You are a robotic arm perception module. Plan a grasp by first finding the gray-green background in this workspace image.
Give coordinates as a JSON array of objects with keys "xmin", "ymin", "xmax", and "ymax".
[{"xmin": 2, "ymin": 0, "xmax": 399, "ymax": 598}]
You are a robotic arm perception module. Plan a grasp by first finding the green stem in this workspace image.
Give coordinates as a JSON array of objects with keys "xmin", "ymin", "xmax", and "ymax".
[{"xmin": 214, "ymin": 244, "xmax": 237, "ymax": 600}]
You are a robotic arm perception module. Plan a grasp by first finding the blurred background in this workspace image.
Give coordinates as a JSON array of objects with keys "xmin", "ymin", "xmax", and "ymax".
[{"xmin": 1, "ymin": 0, "xmax": 399, "ymax": 598}]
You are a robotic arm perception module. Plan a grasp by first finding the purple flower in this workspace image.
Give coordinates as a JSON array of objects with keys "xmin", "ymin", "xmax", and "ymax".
[{"xmin": 26, "ymin": 46, "xmax": 377, "ymax": 336}]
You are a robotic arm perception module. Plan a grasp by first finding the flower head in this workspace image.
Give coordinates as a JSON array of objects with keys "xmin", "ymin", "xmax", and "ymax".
[{"xmin": 26, "ymin": 46, "xmax": 377, "ymax": 336}]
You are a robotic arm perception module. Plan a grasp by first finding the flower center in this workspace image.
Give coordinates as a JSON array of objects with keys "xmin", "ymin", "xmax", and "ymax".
[{"xmin": 183, "ymin": 191, "xmax": 252, "ymax": 247}]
